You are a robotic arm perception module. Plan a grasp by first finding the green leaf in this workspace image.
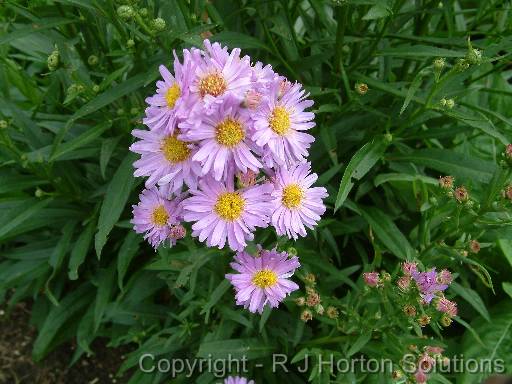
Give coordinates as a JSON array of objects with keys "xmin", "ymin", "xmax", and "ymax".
[
  {"xmin": 201, "ymin": 279, "xmax": 230, "ymax": 315},
  {"xmin": 378, "ymin": 45, "xmax": 465, "ymax": 58},
  {"xmin": 50, "ymin": 121, "xmax": 111, "ymax": 161},
  {"xmin": 117, "ymin": 231, "xmax": 141, "ymax": 291},
  {"xmin": 497, "ymin": 239, "xmax": 512, "ymax": 268},
  {"xmin": 346, "ymin": 332, "xmax": 372, "ymax": 357},
  {"xmin": 335, "ymin": 136, "xmax": 389, "ymax": 211},
  {"xmin": 390, "ymin": 149, "xmax": 497, "ymax": 183},
  {"xmin": 94, "ymin": 262, "xmax": 116, "ymax": 332},
  {"xmin": 450, "ymin": 281, "xmax": 490, "ymax": 322},
  {"xmin": 400, "ymin": 68, "xmax": 429, "ymax": 115},
  {"xmin": 374, "ymin": 173, "xmax": 438, "ymax": 186},
  {"xmin": 0, "ymin": 198, "xmax": 52, "ymax": 241},
  {"xmin": 68, "ymin": 219, "xmax": 96, "ymax": 280},
  {"xmin": 502, "ymin": 282, "xmax": 512, "ymax": 299},
  {"xmin": 359, "ymin": 206, "xmax": 414, "ymax": 260},
  {"xmin": 33, "ymin": 283, "xmax": 94, "ymax": 361},
  {"xmin": 362, "ymin": 4, "xmax": 391, "ymax": 20},
  {"xmin": 212, "ymin": 31, "xmax": 271, "ymax": 51},
  {"xmin": 95, "ymin": 153, "xmax": 136, "ymax": 258},
  {"xmin": 197, "ymin": 338, "xmax": 274, "ymax": 360}
]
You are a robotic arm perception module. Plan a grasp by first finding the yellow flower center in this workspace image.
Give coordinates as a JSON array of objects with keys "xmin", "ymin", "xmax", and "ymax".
[
  {"xmin": 161, "ymin": 135, "xmax": 190, "ymax": 164},
  {"xmin": 215, "ymin": 118, "xmax": 245, "ymax": 147},
  {"xmin": 282, "ymin": 184, "xmax": 303, "ymax": 209},
  {"xmin": 252, "ymin": 269, "xmax": 278, "ymax": 288},
  {"xmin": 151, "ymin": 205, "xmax": 168, "ymax": 227},
  {"xmin": 214, "ymin": 192, "xmax": 245, "ymax": 221},
  {"xmin": 165, "ymin": 83, "xmax": 181, "ymax": 109},
  {"xmin": 199, "ymin": 72, "xmax": 227, "ymax": 97},
  {"xmin": 269, "ymin": 106, "xmax": 291, "ymax": 136}
]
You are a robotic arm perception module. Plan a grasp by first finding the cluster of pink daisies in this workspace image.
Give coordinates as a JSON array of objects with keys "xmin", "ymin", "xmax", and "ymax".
[
  {"xmin": 130, "ymin": 39, "xmax": 327, "ymax": 252},
  {"xmin": 130, "ymin": 40, "xmax": 327, "ymax": 314}
]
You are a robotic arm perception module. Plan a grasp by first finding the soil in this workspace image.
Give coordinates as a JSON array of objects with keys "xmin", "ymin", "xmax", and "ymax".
[{"xmin": 0, "ymin": 302, "xmax": 132, "ymax": 384}]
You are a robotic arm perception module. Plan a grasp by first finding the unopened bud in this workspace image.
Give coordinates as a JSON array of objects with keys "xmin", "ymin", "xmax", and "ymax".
[
  {"xmin": 304, "ymin": 273, "xmax": 316, "ymax": 284},
  {"xmin": 35, "ymin": 188, "xmax": 44, "ymax": 198},
  {"xmin": 169, "ymin": 224, "xmax": 186, "ymax": 240},
  {"xmin": 469, "ymin": 240, "xmax": 480, "ymax": 254},
  {"xmin": 433, "ymin": 58, "xmax": 445, "ymax": 71},
  {"xmin": 466, "ymin": 48, "xmax": 482, "ymax": 65},
  {"xmin": 127, "ymin": 39, "xmax": 135, "ymax": 48},
  {"xmin": 306, "ymin": 292, "xmax": 321, "ymax": 307},
  {"xmin": 439, "ymin": 175, "xmax": 454, "ymax": 189},
  {"xmin": 92, "ymin": 84, "xmax": 100, "ymax": 93},
  {"xmin": 326, "ymin": 306, "xmax": 339, "ymax": 319},
  {"xmin": 440, "ymin": 98, "xmax": 447, "ymax": 107},
  {"xmin": 150, "ymin": 18, "xmax": 166, "ymax": 32},
  {"xmin": 455, "ymin": 58, "xmax": 470, "ymax": 72},
  {"xmin": 138, "ymin": 7, "xmax": 148, "ymax": 17},
  {"xmin": 300, "ymin": 309, "xmax": 313, "ymax": 322},
  {"xmin": 504, "ymin": 185, "xmax": 512, "ymax": 201},
  {"xmin": 454, "ymin": 186, "xmax": 468, "ymax": 203},
  {"xmin": 446, "ymin": 99, "xmax": 455, "ymax": 109},
  {"xmin": 0, "ymin": 120, "xmax": 7, "ymax": 129},
  {"xmin": 295, "ymin": 297, "xmax": 306, "ymax": 306},
  {"xmin": 130, "ymin": 107, "xmax": 139, "ymax": 116},
  {"xmin": 117, "ymin": 5, "xmax": 134, "ymax": 20},
  {"xmin": 116, "ymin": 108, "xmax": 125, "ymax": 116},
  {"xmin": 47, "ymin": 50, "xmax": 59, "ymax": 71},
  {"xmin": 440, "ymin": 315, "xmax": 452, "ymax": 327},
  {"xmin": 287, "ymin": 247, "xmax": 298, "ymax": 256},
  {"xmin": 355, "ymin": 82, "xmax": 368, "ymax": 95},
  {"xmin": 87, "ymin": 55, "xmax": 98, "ymax": 66},
  {"xmin": 403, "ymin": 305, "xmax": 416, "ymax": 317},
  {"xmin": 315, "ymin": 304, "xmax": 324, "ymax": 315},
  {"xmin": 505, "ymin": 144, "xmax": 512, "ymax": 160},
  {"xmin": 418, "ymin": 314, "xmax": 431, "ymax": 327},
  {"xmin": 392, "ymin": 370, "xmax": 403, "ymax": 380}
]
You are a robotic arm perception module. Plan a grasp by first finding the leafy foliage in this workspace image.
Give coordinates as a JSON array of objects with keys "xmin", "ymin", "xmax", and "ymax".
[{"xmin": 1, "ymin": 0, "xmax": 512, "ymax": 383}]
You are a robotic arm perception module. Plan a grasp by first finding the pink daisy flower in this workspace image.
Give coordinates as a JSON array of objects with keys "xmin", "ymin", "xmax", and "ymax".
[
  {"xmin": 182, "ymin": 178, "xmax": 273, "ymax": 251},
  {"xmin": 143, "ymin": 50, "xmax": 196, "ymax": 133},
  {"xmin": 179, "ymin": 98, "xmax": 261, "ymax": 181},
  {"xmin": 252, "ymin": 80, "xmax": 315, "ymax": 166},
  {"xmin": 225, "ymin": 248, "xmax": 300, "ymax": 314},
  {"xmin": 271, "ymin": 163, "xmax": 327, "ymax": 239},
  {"xmin": 131, "ymin": 187, "xmax": 183, "ymax": 248},
  {"xmin": 190, "ymin": 40, "xmax": 252, "ymax": 114},
  {"xmin": 130, "ymin": 127, "xmax": 202, "ymax": 192},
  {"xmin": 224, "ymin": 377, "xmax": 254, "ymax": 384}
]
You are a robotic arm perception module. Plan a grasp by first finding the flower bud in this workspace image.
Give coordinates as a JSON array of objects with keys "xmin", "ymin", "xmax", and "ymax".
[
  {"xmin": 286, "ymin": 247, "xmax": 298, "ymax": 257},
  {"xmin": 445, "ymin": 98, "xmax": 455, "ymax": 109},
  {"xmin": 363, "ymin": 272, "xmax": 379, "ymax": 287},
  {"xmin": 47, "ymin": 50, "xmax": 59, "ymax": 71},
  {"xmin": 117, "ymin": 108, "xmax": 125, "ymax": 116},
  {"xmin": 402, "ymin": 261, "xmax": 418, "ymax": 275},
  {"xmin": 417, "ymin": 314, "xmax": 431, "ymax": 327},
  {"xmin": 295, "ymin": 297, "xmax": 306, "ymax": 306},
  {"xmin": 169, "ymin": 224, "xmax": 186, "ymax": 240},
  {"xmin": 438, "ymin": 175, "xmax": 454, "ymax": 189},
  {"xmin": 35, "ymin": 188, "xmax": 44, "ymax": 198},
  {"xmin": 87, "ymin": 55, "xmax": 99, "ymax": 66},
  {"xmin": 455, "ymin": 58, "xmax": 470, "ymax": 72},
  {"xmin": 315, "ymin": 304, "xmax": 324, "ymax": 315},
  {"xmin": 130, "ymin": 107, "xmax": 139, "ymax": 116},
  {"xmin": 0, "ymin": 120, "xmax": 7, "ymax": 129},
  {"xmin": 306, "ymin": 292, "xmax": 321, "ymax": 307},
  {"xmin": 117, "ymin": 5, "xmax": 134, "ymax": 20},
  {"xmin": 138, "ymin": 7, "xmax": 148, "ymax": 17},
  {"xmin": 355, "ymin": 82, "xmax": 368, "ymax": 95},
  {"xmin": 440, "ymin": 98, "xmax": 447, "ymax": 107},
  {"xmin": 150, "ymin": 18, "xmax": 166, "ymax": 32},
  {"xmin": 397, "ymin": 275, "xmax": 411, "ymax": 291},
  {"xmin": 403, "ymin": 305, "xmax": 416, "ymax": 317},
  {"xmin": 92, "ymin": 84, "xmax": 100, "ymax": 93},
  {"xmin": 391, "ymin": 370, "xmax": 403, "ymax": 380},
  {"xmin": 300, "ymin": 309, "xmax": 313, "ymax": 322},
  {"xmin": 326, "ymin": 306, "xmax": 339, "ymax": 319},
  {"xmin": 127, "ymin": 39, "xmax": 135, "ymax": 48},
  {"xmin": 433, "ymin": 57, "xmax": 445, "ymax": 71},
  {"xmin": 304, "ymin": 273, "xmax": 316, "ymax": 284},
  {"xmin": 504, "ymin": 185, "xmax": 512, "ymax": 201},
  {"xmin": 505, "ymin": 144, "xmax": 512, "ymax": 160},
  {"xmin": 440, "ymin": 315, "xmax": 453, "ymax": 327},
  {"xmin": 466, "ymin": 48, "xmax": 482, "ymax": 65},
  {"xmin": 454, "ymin": 186, "xmax": 468, "ymax": 203},
  {"xmin": 469, "ymin": 240, "xmax": 480, "ymax": 254}
]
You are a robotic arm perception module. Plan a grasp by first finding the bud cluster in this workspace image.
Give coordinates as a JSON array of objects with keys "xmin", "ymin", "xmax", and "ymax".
[{"xmin": 295, "ymin": 273, "xmax": 339, "ymax": 322}]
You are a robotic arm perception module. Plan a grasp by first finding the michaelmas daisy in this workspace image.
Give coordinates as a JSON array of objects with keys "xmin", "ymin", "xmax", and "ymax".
[
  {"xmin": 225, "ymin": 247, "xmax": 300, "ymax": 314},
  {"xmin": 224, "ymin": 377, "xmax": 254, "ymax": 384},
  {"xmin": 271, "ymin": 163, "xmax": 328, "ymax": 239},
  {"xmin": 182, "ymin": 178, "xmax": 273, "ymax": 251},
  {"xmin": 252, "ymin": 81, "xmax": 315, "ymax": 167},
  {"xmin": 179, "ymin": 98, "xmax": 261, "ymax": 181},
  {"xmin": 131, "ymin": 187, "xmax": 183, "ymax": 248},
  {"xmin": 130, "ymin": 127, "xmax": 201, "ymax": 192}
]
